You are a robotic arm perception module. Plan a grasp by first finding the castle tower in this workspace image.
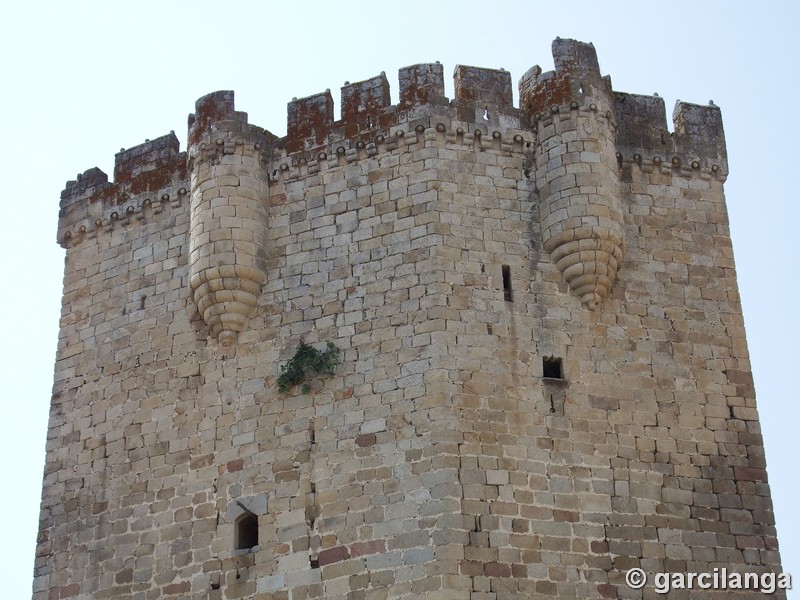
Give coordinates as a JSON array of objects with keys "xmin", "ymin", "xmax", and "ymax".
[{"xmin": 37, "ymin": 40, "xmax": 785, "ymax": 599}]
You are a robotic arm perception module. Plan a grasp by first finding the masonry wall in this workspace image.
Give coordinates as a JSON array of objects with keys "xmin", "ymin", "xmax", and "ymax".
[{"xmin": 36, "ymin": 39, "xmax": 783, "ymax": 600}]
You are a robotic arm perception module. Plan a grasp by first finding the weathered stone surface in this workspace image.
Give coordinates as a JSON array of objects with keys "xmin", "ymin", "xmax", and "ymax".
[{"xmin": 38, "ymin": 38, "xmax": 782, "ymax": 600}]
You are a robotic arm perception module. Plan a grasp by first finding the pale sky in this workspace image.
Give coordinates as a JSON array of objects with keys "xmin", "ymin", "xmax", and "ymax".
[{"xmin": 2, "ymin": 2, "xmax": 797, "ymax": 598}]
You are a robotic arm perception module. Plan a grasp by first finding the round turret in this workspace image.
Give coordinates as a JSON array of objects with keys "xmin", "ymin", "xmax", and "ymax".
[
  {"xmin": 520, "ymin": 39, "xmax": 624, "ymax": 309},
  {"xmin": 187, "ymin": 91, "xmax": 270, "ymax": 346}
]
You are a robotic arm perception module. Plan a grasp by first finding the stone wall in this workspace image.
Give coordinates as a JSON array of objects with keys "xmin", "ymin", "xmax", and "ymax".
[{"xmin": 36, "ymin": 39, "xmax": 783, "ymax": 599}]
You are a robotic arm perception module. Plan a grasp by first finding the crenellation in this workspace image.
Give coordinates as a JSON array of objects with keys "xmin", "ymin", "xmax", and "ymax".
[
  {"xmin": 113, "ymin": 132, "xmax": 181, "ymax": 184},
  {"xmin": 518, "ymin": 40, "xmax": 611, "ymax": 127},
  {"xmin": 453, "ymin": 65, "xmax": 513, "ymax": 109},
  {"xmin": 550, "ymin": 38, "xmax": 606, "ymax": 92},
  {"xmin": 60, "ymin": 167, "xmax": 110, "ymax": 207},
  {"xmin": 340, "ymin": 73, "xmax": 394, "ymax": 139},
  {"xmin": 188, "ymin": 90, "xmax": 237, "ymax": 145},
  {"xmin": 398, "ymin": 63, "xmax": 446, "ymax": 110},
  {"xmin": 613, "ymin": 93, "xmax": 728, "ymax": 180},
  {"xmin": 287, "ymin": 91, "xmax": 335, "ymax": 154},
  {"xmin": 614, "ymin": 92, "xmax": 670, "ymax": 154},
  {"xmin": 672, "ymin": 100, "xmax": 727, "ymax": 168}
]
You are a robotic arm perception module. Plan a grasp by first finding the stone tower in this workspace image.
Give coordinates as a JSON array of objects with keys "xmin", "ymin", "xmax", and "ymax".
[{"xmin": 36, "ymin": 39, "xmax": 784, "ymax": 599}]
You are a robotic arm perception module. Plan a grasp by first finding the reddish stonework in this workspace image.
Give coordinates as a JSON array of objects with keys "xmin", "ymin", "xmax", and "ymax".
[{"xmin": 317, "ymin": 546, "xmax": 350, "ymax": 566}]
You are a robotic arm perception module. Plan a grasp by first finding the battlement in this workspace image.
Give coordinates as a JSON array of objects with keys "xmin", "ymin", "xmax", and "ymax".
[
  {"xmin": 453, "ymin": 64, "xmax": 513, "ymax": 108},
  {"xmin": 615, "ymin": 92, "xmax": 727, "ymax": 169},
  {"xmin": 114, "ymin": 133, "xmax": 181, "ymax": 183},
  {"xmin": 672, "ymin": 99, "xmax": 727, "ymax": 164},
  {"xmin": 398, "ymin": 62, "xmax": 446, "ymax": 109},
  {"xmin": 286, "ymin": 62, "xmax": 522, "ymax": 154},
  {"xmin": 187, "ymin": 90, "xmax": 265, "ymax": 151},
  {"xmin": 518, "ymin": 38, "xmax": 726, "ymax": 174},
  {"xmin": 57, "ymin": 133, "xmax": 187, "ymax": 247},
  {"xmin": 61, "ymin": 133, "xmax": 185, "ymax": 207},
  {"xmin": 60, "ymin": 167, "xmax": 109, "ymax": 209},
  {"xmin": 57, "ymin": 39, "xmax": 729, "ymax": 247},
  {"xmin": 518, "ymin": 38, "xmax": 610, "ymax": 122}
]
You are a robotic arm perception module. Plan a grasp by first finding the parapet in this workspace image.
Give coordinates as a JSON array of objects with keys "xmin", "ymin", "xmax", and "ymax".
[
  {"xmin": 615, "ymin": 92, "xmax": 726, "ymax": 168},
  {"xmin": 398, "ymin": 63, "xmax": 446, "ymax": 109},
  {"xmin": 58, "ymin": 133, "xmax": 187, "ymax": 247},
  {"xmin": 286, "ymin": 65, "xmax": 446, "ymax": 153},
  {"xmin": 60, "ymin": 132, "xmax": 184, "ymax": 210},
  {"xmin": 519, "ymin": 38, "xmax": 612, "ymax": 123},
  {"xmin": 58, "ymin": 38, "xmax": 730, "ymax": 247},
  {"xmin": 60, "ymin": 167, "xmax": 109, "ymax": 211},
  {"xmin": 453, "ymin": 65, "xmax": 513, "ymax": 108},
  {"xmin": 519, "ymin": 38, "xmax": 727, "ymax": 174},
  {"xmin": 187, "ymin": 91, "xmax": 273, "ymax": 162},
  {"xmin": 672, "ymin": 100, "xmax": 727, "ymax": 165},
  {"xmin": 341, "ymin": 73, "xmax": 393, "ymax": 138},
  {"xmin": 187, "ymin": 91, "xmax": 237, "ymax": 147},
  {"xmin": 113, "ymin": 133, "xmax": 184, "ymax": 195},
  {"xmin": 287, "ymin": 91, "xmax": 334, "ymax": 154},
  {"xmin": 615, "ymin": 92, "xmax": 670, "ymax": 152}
]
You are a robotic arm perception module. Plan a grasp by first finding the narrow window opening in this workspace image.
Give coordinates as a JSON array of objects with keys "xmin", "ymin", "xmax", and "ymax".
[
  {"xmin": 235, "ymin": 513, "xmax": 259, "ymax": 550},
  {"xmin": 483, "ymin": 106, "xmax": 490, "ymax": 121},
  {"xmin": 542, "ymin": 357, "xmax": 563, "ymax": 380},
  {"xmin": 502, "ymin": 265, "xmax": 513, "ymax": 302},
  {"xmin": 310, "ymin": 558, "xmax": 319, "ymax": 569},
  {"xmin": 139, "ymin": 295, "xmax": 146, "ymax": 310}
]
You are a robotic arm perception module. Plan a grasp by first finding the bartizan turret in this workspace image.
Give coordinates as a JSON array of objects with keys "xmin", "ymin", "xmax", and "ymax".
[
  {"xmin": 187, "ymin": 91, "xmax": 273, "ymax": 346},
  {"xmin": 520, "ymin": 38, "xmax": 624, "ymax": 309}
]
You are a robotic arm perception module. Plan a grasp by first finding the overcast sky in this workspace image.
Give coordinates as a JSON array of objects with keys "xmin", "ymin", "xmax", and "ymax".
[{"xmin": 2, "ymin": 2, "xmax": 797, "ymax": 598}]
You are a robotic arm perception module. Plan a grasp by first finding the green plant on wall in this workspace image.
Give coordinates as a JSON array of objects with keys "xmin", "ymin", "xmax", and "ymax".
[{"xmin": 277, "ymin": 341, "xmax": 341, "ymax": 394}]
